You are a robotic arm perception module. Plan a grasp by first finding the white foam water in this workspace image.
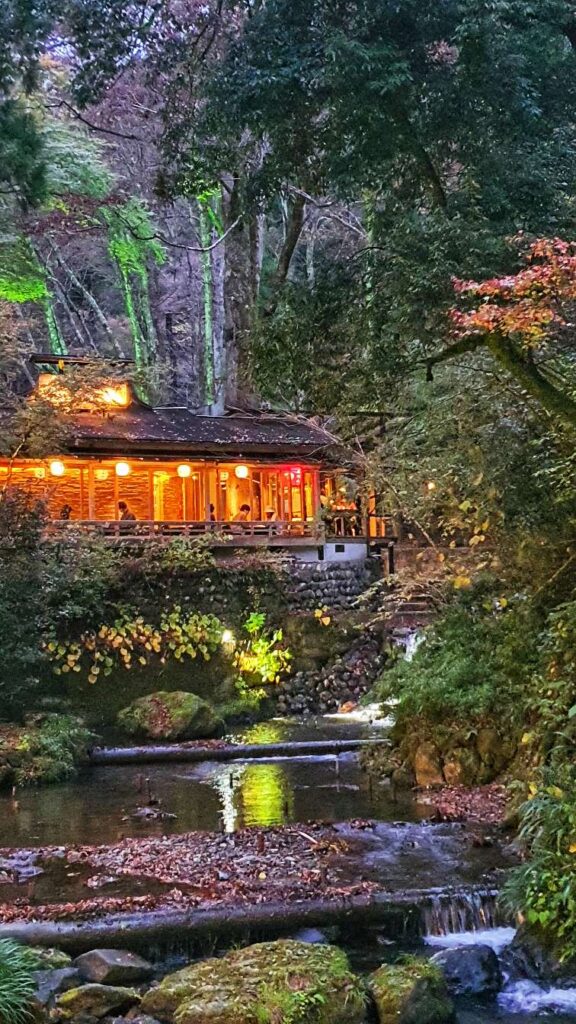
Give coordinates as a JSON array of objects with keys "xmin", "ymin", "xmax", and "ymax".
[
  {"xmin": 498, "ymin": 979, "xmax": 576, "ymax": 1015},
  {"xmin": 425, "ymin": 926, "xmax": 517, "ymax": 954},
  {"xmin": 323, "ymin": 703, "xmax": 394, "ymax": 726}
]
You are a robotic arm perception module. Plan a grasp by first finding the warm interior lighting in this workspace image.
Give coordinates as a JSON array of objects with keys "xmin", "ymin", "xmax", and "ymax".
[
  {"xmin": 95, "ymin": 468, "xmax": 109, "ymax": 481},
  {"xmin": 115, "ymin": 461, "xmax": 131, "ymax": 477},
  {"xmin": 33, "ymin": 467, "xmax": 46, "ymax": 479},
  {"xmin": 37, "ymin": 375, "xmax": 130, "ymax": 411},
  {"xmin": 290, "ymin": 466, "xmax": 302, "ymax": 484},
  {"xmin": 177, "ymin": 464, "xmax": 192, "ymax": 479},
  {"xmin": 220, "ymin": 471, "xmax": 229, "ymax": 481},
  {"xmin": 49, "ymin": 460, "xmax": 66, "ymax": 477},
  {"xmin": 100, "ymin": 384, "xmax": 129, "ymax": 408},
  {"xmin": 235, "ymin": 464, "xmax": 249, "ymax": 479}
]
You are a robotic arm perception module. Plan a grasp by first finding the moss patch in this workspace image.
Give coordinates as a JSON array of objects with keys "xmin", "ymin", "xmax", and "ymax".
[
  {"xmin": 0, "ymin": 714, "xmax": 92, "ymax": 789},
  {"xmin": 142, "ymin": 939, "xmax": 366, "ymax": 1024},
  {"xmin": 118, "ymin": 691, "xmax": 223, "ymax": 741},
  {"xmin": 369, "ymin": 959, "xmax": 455, "ymax": 1024}
]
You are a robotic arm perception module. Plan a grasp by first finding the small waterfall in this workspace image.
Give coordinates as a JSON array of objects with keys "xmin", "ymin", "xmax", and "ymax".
[
  {"xmin": 404, "ymin": 630, "xmax": 424, "ymax": 662},
  {"xmin": 422, "ymin": 890, "xmax": 505, "ymax": 937}
]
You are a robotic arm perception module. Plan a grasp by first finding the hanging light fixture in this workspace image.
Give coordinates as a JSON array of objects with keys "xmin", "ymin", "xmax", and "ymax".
[
  {"xmin": 49, "ymin": 460, "xmax": 66, "ymax": 477},
  {"xmin": 177, "ymin": 464, "xmax": 192, "ymax": 479},
  {"xmin": 115, "ymin": 461, "xmax": 131, "ymax": 477},
  {"xmin": 235, "ymin": 464, "xmax": 249, "ymax": 479}
]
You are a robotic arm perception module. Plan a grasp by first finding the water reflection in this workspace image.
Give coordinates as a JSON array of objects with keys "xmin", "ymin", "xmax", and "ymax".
[{"xmin": 0, "ymin": 753, "xmax": 423, "ymax": 848}]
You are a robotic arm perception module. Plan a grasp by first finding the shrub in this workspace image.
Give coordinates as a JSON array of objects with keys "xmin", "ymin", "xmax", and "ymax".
[
  {"xmin": 376, "ymin": 583, "xmax": 539, "ymax": 727},
  {"xmin": 0, "ymin": 939, "xmax": 39, "ymax": 1024},
  {"xmin": 12, "ymin": 713, "xmax": 93, "ymax": 785},
  {"xmin": 503, "ymin": 764, "xmax": 576, "ymax": 963},
  {"xmin": 45, "ymin": 605, "xmax": 224, "ymax": 683},
  {"xmin": 234, "ymin": 612, "xmax": 292, "ymax": 704}
]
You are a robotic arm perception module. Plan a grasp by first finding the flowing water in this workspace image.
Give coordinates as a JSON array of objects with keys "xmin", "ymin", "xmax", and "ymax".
[{"xmin": 0, "ymin": 712, "xmax": 572, "ymax": 1020}]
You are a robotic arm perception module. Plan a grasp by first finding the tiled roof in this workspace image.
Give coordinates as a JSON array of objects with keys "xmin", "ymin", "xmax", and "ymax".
[{"xmin": 65, "ymin": 405, "xmax": 343, "ymax": 461}]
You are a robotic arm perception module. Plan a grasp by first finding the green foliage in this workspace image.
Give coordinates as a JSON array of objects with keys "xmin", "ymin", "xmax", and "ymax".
[
  {"xmin": 503, "ymin": 764, "xmax": 576, "ymax": 962},
  {"xmin": 142, "ymin": 535, "xmax": 218, "ymax": 575},
  {"xmin": 13, "ymin": 714, "xmax": 93, "ymax": 785},
  {"xmin": 234, "ymin": 612, "xmax": 292, "ymax": 704},
  {"xmin": 45, "ymin": 605, "xmax": 224, "ymax": 683},
  {"xmin": 378, "ymin": 582, "xmax": 539, "ymax": 726},
  {"xmin": 522, "ymin": 600, "xmax": 576, "ymax": 761},
  {"xmin": 0, "ymin": 489, "xmax": 47, "ymax": 716},
  {"xmin": 102, "ymin": 199, "xmax": 165, "ymax": 369},
  {"xmin": 0, "ymin": 939, "xmax": 39, "ymax": 1024}
]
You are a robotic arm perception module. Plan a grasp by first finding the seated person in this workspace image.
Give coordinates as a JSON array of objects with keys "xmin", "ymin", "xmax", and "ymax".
[
  {"xmin": 264, "ymin": 506, "xmax": 277, "ymax": 522},
  {"xmin": 118, "ymin": 500, "xmax": 137, "ymax": 522},
  {"xmin": 232, "ymin": 503, "xmax": 251, "ymax": 522},
  {"xmin": 59, "ymin": 503, "xmax": 73, "ymax": 521},
  {"xmin": 231, "ymin": 503, "xmax": 251, "ymax": 531}
]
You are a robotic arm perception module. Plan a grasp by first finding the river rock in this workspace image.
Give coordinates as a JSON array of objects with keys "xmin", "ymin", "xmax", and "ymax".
[
  {"xmin": 370, "ymin": 960, "xmax": 456, "ymax": 1023},
  {"xmin": 75, "ymin": 949, "xmax": 153, "ymax": 985},
  {"xmin": 442, "ymin": 747, "xmax": 481, "ymax": 787},
  {"xmin": 141, "ymin": 939, "xmax": 365, "ymax": 1023},
  {"xmin": 56, "ymin": 983, "xmax": 140, "ymax": 1019},
  {"xmin": 414, "ymin": 742, "xmax": 444, "ymax": 787},
  {"xmin": 431, "ymin": 944, "xmax": 503, "ymax": 995},
  {"xmin": 30, "ymin": 946, "xmax": 73, "ymax": 969},
  {"xmin": 34, "ymin": 967, "xmax": 81, "ymax": 1005},
  {"xmin": 117, "ymin": 692, "xmax": 223, "ymax": 741}
]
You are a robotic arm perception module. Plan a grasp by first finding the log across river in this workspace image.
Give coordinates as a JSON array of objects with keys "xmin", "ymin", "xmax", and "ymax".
[{"xmin": 89, "ymin": 737, "xmax": 390, "ymax": 765}]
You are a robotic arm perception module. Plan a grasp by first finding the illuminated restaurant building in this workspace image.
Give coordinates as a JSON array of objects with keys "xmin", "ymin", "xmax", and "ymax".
[{"xmin": 1, "ymin": 365, "xmax": 391, "ymax": 561}]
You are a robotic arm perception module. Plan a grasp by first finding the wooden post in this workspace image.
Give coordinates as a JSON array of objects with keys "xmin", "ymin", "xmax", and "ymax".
[{"xmin": 87, "ymin": 464, "xmax": 95, "ymax": 520}]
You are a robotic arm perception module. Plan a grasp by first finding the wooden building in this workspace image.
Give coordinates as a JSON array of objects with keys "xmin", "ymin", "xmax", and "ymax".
[{"xmin": 1, "ymin": 365, "xmax": 390, "ymax": 560}]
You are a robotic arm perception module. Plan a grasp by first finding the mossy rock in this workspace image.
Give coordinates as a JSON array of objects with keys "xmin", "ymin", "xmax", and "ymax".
[
  {"xmin": 29, "ymin": 946, "xmax": 73, "ymax": 970},
  {"xmin": 369, "ymin": 960, "xmax": 455, "ymax": 1024},
  {"xmin": 56, "ymin": 982, "xmax": 140, "ymax": 1018},
  {"xmin": 141, "ymin": 939, "xmax": 365, "ymax": 1023},
  {"xmin": 117, "ymin": 691, "xmax": 223, "ymax": 741}
]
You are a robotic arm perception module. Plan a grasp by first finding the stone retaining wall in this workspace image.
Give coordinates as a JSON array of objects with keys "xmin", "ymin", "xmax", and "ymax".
[
  {"xmin": 285, "ymin": 560, "xmax": 374, "ymax": 611},
  {"xmin": 277, "ymin": 630, "xmax": 385, "ymax": 715}
]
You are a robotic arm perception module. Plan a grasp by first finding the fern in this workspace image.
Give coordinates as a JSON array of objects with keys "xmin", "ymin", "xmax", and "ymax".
[{"xmin": 0, "ymin": 940, "xmax": 39, "ymax": 1024}]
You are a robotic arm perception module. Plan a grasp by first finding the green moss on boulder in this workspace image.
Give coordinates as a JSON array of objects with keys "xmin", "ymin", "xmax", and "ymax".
[
  {"xmin": 369, "ymin": 959, "xmax": 455, "ymax": 1024},
  {"xmin": 142, "ymin": 939, "xmax": 365, "ymax": 1024},
  {"xmin": 117, "ymin": 691, "xmax": 223, "ymax": 741},
  {"xmin": 56, "ymin": 983, "xmax": 140, "ymax": 1018}
]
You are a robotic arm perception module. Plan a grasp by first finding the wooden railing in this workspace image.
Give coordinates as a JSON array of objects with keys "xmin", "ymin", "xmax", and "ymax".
[
  {"xmin": 45, "ymin": 515, "xmax": 396, "ymax": 544},
  {"xmin": 46, "ymin": 519, "xmax": 323, "ymax": 543}
]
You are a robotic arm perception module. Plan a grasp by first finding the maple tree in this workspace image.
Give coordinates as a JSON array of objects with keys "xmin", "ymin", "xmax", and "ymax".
[{"xmin": 427, "ymin": 238, "xmax": 576, "ymax": 428}]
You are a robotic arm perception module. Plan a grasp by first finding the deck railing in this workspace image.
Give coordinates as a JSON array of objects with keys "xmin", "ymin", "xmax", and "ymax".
[
  {"xmin": 45, "ymin": 515, "xmax": 395, "ymax": 544},
  {"xmin": 46, "ymin": 519, "xmax": 323, "ymax": 543}
]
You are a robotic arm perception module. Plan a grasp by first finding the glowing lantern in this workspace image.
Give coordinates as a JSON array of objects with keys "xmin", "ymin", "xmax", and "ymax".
[
  {"xmin": 49, "ymin": 460, "xmax": 66, "ymax": 477},
  {"xmin": 289, "ymin": 466, "xmax": 302, "ymax": 484},
  {"xmin": 177, "ymin": 464, "xmax": 192, "ymax": 479},
  {"xmin": 115, "ymin": 461, "xmax": 131, "ymax": 477},
  {"xmin": 235, "ymin": 464, "xmax": 249, "ymax": 479},
  {"xmin": 427, "ymin": 481, "xmax": 436, "ymax": 492}
]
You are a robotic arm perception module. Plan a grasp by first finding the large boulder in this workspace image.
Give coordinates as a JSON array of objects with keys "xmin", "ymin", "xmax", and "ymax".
[
  {"xmin": 141, "ymin": 939, "xmax": 365, "ymax": 1024},
  {"xmin": 56, "ymin": 983, "xmax": 140, "ymax": 1018},
  {"xmin": 369, "ymin": 960, "xmax": 456, "ymax": 1024},
  {"xmin": 431, "ymin": 944, "xmax": 503, "ymax": 996},
  {"xmin": 117, "ymin": 692, "xmax": 223, "ymax": 741},
  {"xmin": 414, "ymin": 743, "xmax": 444, "ymax": 787},
  {"xmin": 75, "ymin": 948, "xmax": 153, "ymax": 985}
]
